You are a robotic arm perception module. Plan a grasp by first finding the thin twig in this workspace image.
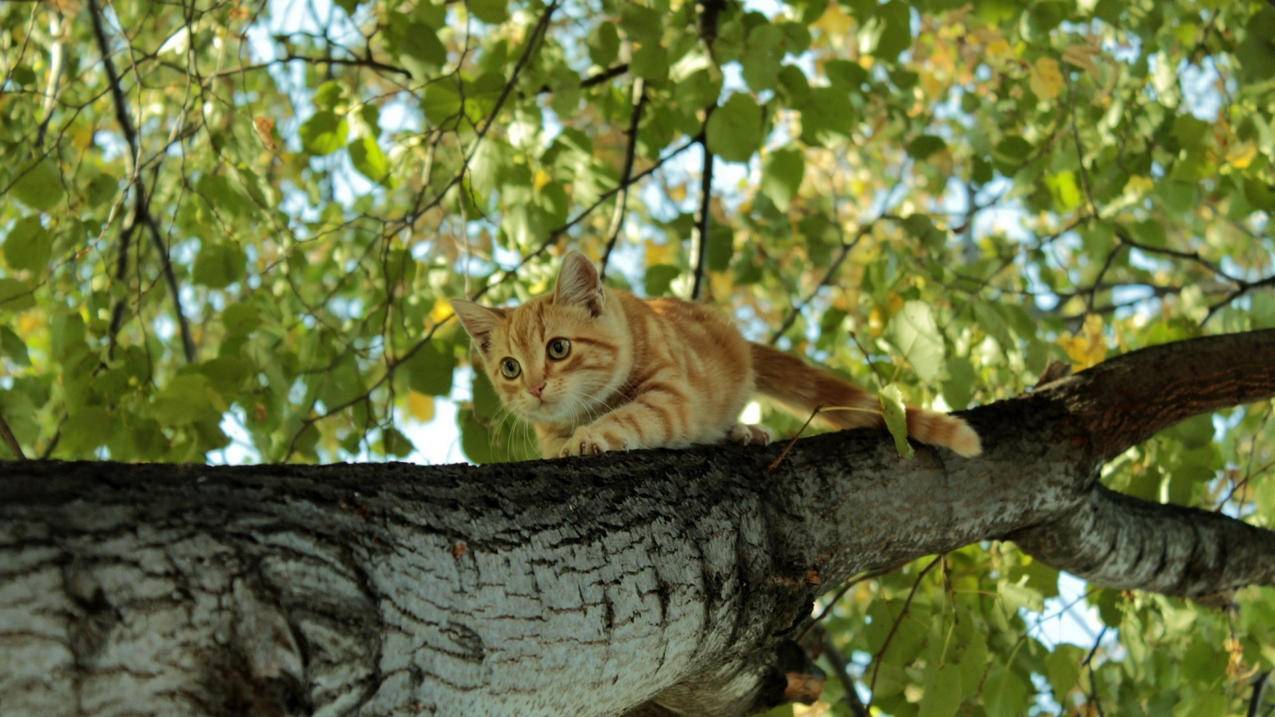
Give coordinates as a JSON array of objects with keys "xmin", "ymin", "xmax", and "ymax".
[
  {"xmin": 534, "ymin": 63, "xmax": 629, "ymax": 94},
  {"xmin": 89, "ymin": 0, "xmax": 196, "ymax": 363},
  {"xmin": 34, "ymin": 10, "xmax": 65, "ymax": 148},
  {"xmin": 767, "ymin": 405, "xmax": 822, "ymax": 472},
  {"xmin": 1085, "ymin": 243, "xmax": 1126, "ymax": 313},
  {"xmin": 1083, "ymin": 625, "xmax": 1109, "ymax": 717},
  {"xmin": 0, "ymin": 413, "xmax": 26, "ymax": 460},
  {"xmin": 689, "ymin": 133, "xmax": 714, "ymax": 301},
  {"xmin": 821, "ymin": 636, "xmax": 870, "ymax": 717},
  {"xmin": 798, "ymin": 559, "xmax": 913, "ymax": 638},
  {"xmin": 599, "ymin": 77, "xmax": 647, "ymax": 279},
  {"xmin": 1251, "ymin": 671, "xmax": 1271, "ymax": 717},
  {"xmin": 769, "ymin": 227, "xmax": 868, "ymax": 343},
  {"xmin": 867, "ymin": 555, "xmax": 943, "ymax": 707}
]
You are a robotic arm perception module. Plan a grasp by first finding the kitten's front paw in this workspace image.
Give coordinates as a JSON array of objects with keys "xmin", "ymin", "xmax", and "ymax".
[
  {"xmin": 728, "ymin": 423, "xmax": 772, "ymax": 446},
  {"xmin": 560, "ymin": 426, "xmax": 628, "ymax": 457}
]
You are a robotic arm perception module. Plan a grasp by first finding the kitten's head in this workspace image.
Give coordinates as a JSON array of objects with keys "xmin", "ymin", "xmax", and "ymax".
[{"xmin": 452, "ymin": 251, "xmax": 628, "ymax": 425}]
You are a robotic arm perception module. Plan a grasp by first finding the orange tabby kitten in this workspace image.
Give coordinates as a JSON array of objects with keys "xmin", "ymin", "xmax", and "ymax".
[{"xmin": 452, "ymin": 251, "xmax": 981, "ymax": 458}]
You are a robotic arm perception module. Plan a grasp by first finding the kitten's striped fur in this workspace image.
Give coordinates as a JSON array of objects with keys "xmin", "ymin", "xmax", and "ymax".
[{"xmin": 452, "ymin": 251, "xmax": 981, "ymax": 458}]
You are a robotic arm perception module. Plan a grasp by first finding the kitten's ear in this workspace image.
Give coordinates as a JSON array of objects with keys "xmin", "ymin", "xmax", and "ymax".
[
  {"xmin": 451, "ymin": 299, "xmax": 506, "ymax": 354},
  {"xmin": 554, "ymin": 250, "xmax": 604, "ymax": 317}
]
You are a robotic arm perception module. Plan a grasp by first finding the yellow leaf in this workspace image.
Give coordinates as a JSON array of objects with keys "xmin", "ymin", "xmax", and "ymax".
[
  {"xmin": 1124, "ymin": 175, "xmax": 1154, "ymax": 198},
  {"xmin": 1029, "ymin": 57, "xmax": 1064, "ymax": 101},
  {"xmin": 407, "ymin": 391, "xmax": 436, "ymax": 423},
  {"xmin": 710, "ymin": 270, "xmax": 732, "ymax": 300},
  {"xmin": 645, "ymin": 241, "xmax": 677, "ymax": 266},
  {"xmin": 1062, "ymin": 43, "xmax": 1099, "ymax": 74},
  {"xmin": 1226, "ymin": 141, "xmax": 1258, "ymax": 170},
  {"xmin": 814, "ymin": 4, "xmax": 853, "ymax": 36},
  {"xmin": 1059, "ymin": 314, "xmax": 1107, "ymax": 369},
  {"xmin": 532, "ymin": 168, "xmax": 552, "ymax": 192},
  {"xmin": 430, "ymin": 297, "xmax": 453, "ymax": 326}
]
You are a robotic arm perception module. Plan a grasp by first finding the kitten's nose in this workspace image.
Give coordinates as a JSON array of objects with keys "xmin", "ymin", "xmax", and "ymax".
[{"xmin": 529, "ymin": 381, "xmax": 547, "ymax": 399}]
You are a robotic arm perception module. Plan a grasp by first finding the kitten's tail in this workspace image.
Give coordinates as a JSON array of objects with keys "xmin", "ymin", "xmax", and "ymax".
[{"xmin": 749, "ymin": 342, "xmax": 982, "ymax": 457}]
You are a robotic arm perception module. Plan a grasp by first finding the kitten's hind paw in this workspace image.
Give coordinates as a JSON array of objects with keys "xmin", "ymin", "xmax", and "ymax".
[{"xmin": 728, "ymin": 423, "xmax": 772, "ymax": 446}]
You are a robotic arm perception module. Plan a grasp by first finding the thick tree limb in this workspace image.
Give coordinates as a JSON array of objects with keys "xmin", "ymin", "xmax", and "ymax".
[
  {"xmin": 1013, "ymin": 485, "xmax": 1275, "ymax": 596},
  {"xmin": 1, "ymin": 331, "xmax": 1273, "ymax": 715},
  {"xmin": 1040, "ymin": 329, "xmax": 1275, "ymax": 461}
]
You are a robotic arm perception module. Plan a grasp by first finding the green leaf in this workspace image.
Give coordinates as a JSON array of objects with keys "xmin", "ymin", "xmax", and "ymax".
[
  {"xmin": 879, "ymin": 384, "xmax": 915, "ymax": 459},
  {"xmin": 644, "ymin": 264, "xmax": 681, "ymax": 296},
  {"xmin": 918, "ymin": 662, "xmax": 962, "ymax": 717},
  {"xmin": 405, "ymin": 340, "xmax": 457, "ymax": 396},
  {"xmin": 942, "ymin": 356, "xmax": 975, "ymax": 409},
  {"xmin": 1, "ymin": 326, "xmax": 30, "ymax": 366},
  {"xmin": 589, "ymin": 22, "xmax": 620, "ymax": 66},
  {"xmin": 761, "ymin": 149, "xmax": 804, "ymax": 211},
  {"xmin": 993, "ymin": 136, "xmax": 1033, "ymax": 170},
  {"xmin": 314, "ymin": 80, "xmax": 344, "ymax": 110},
  {"xmin": 63, "ymin": 407, "xmax": 113, "ymax": 455},
  {"xmin": 907, "ymin": 134, "xmax": 947, "ymax": 160},
  {"xmin": 1046, "ymin": 170, "xmax": 1083, "ymax": 211},
  {"xmin": 983, "ymin": 665, "xmax": 1030, "ymax": 717},
  {"xmin": 385, "ymin": 17, "xmax": 447, "ymax": 79},
  {"xmin": 192, "ymin": 241, "xmax": 247, "ymax": 289},
  {"xmin": 887, "ymin": 300, "xmax": 945, "ymax": 383},
  {"xmin": 742, "ymin": 22, "xmax": 784, "ymax": 92},
  {"xmin": 3, "ymin": 216, "xmax": 51, "ymax": 272},
  {"xmin": 12, "ymin": 159, "xmax": 64, "ymax": 211},
  {"xmin": 0, "ymin": 278, "xmax": 36, "ymax": 312},
  {"xmin": 998, "ymin": 578, "xmax": 1043, "ymax": 612},
  {"xmin": 223, "ymin": 302, "xmax": 260, "ymax": 336},
  {"xmin": 1044, "ymin": 645, "xmax": 1082, "ymax": 697},
  {"xmin": 381, "ymin": 427, "xmax": 414, "ymax": 457},
  {"xmin": 152, "ymin": 374, "xmax": 221, "ymax": 424},
  {"xmin": 871, "ymin": 2, "xmax": 913, "ymax": 61},
  {"xmin": 468, "ymin": 0, "xmax": 507, "ymax": 24},
  {"xmin": 631, "ymin": 42, "xmax": 669, "ymax": 81},
  {"xmin": 349, "ymin": 136, "xmax": 390, "ymax": 184},
  {"xmin": 706, "ymin": 226, "xmax": 733, "ymax": 271},
  {"xmin": 707, "ymin": 93, "xmax": 764, "ymax": 163},
  {"xmin": 799, "ymin": 86, "xmax": 855, "ymax": 145},
  {"xmin": 459, "ymin": 407, "xmax": 496, "ymax": 463},
  {"xmin": 299, "ymin": 111, "xmax": 349, "ymax": 156}
]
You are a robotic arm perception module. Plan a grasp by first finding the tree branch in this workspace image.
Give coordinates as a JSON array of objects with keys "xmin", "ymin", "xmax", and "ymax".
[
  {"xmin": 689, "ymin": 136, "xmax": 713, "ymax": 301},
  {"xmin": 0, "ymin": 412, "xmax": 25, "ymax": 460},
  {"xmin": 4, "ymin": 330, "xmax": 1275, "ymax": 714},
  {"xmin": 1013, "ymin": 485, "xmax": 1275, "ymax": 596},
  {"xmin": 88, "ymin": 0, "xmax": 197, "ymax": 363},
  {"xmin": 599, "ymin": 78, "xmax": 647, "ymax": 280},
  {"xmin": 1039, "ymin": 329, "xmax": 1275, "ymax": 461}
]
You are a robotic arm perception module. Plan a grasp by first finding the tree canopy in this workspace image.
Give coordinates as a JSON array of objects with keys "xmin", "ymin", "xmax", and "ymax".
[{"xmin": 1, "ymin": 0, "xmax": 1273, "ymax": 714}]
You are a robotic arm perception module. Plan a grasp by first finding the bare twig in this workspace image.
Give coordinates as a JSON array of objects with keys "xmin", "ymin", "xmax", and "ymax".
[
  {"xmin": 88, "ymin": 0, "xmax": 196, "ymax": 363},
  {"xmin": 599, "ymin": 77, "xmax": 647, "ymax": 279},
  {"xmin": 867, "ymin": 555, "xmax": 943, "ymax": 707},
  {"xmin": 1082, "ymin": 625, "xmax": 1109, "ymax": 717},
  {"xmin": 1251, "ymin": 671, "xmax": 1271, "ymax": 717},
  {"xmin": 534, "ymin": 63, "xmax": 629, "ymax": 94},
  {"xmin": 821, "ymin": 636, "xmax": 870, "ymax": 717},
  {"xmin": 769, "ymin": 226, "xmax": 868, "ymax": 343},
  {"xmin": 689, "ymin": 135, "xmax": 714, "ymax": 301},
  {"xmin": 0, "ymin": 413, "xmax": 26, "ymax": 460},
  {"xmin": 767, "ymin": 404, "xmax": 822, "ymax": 473},
  {"xmin": 34, "ymin": 10, "xmax": 65, "ymax": 148}
]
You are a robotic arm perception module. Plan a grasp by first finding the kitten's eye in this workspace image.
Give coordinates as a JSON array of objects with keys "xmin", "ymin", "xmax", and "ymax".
[
  {"xmin": 499, "ymin": 357, "xmax": 521, "ymax": 379},
  {"xmin": 546, "ymin": 337, "xmax": 571, "ymax": 361}
]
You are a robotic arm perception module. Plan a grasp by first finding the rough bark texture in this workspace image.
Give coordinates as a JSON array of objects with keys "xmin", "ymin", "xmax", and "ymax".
[{"xmin": 0, "ymin": 330, "xmax": 1273, "ymax": 716}]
